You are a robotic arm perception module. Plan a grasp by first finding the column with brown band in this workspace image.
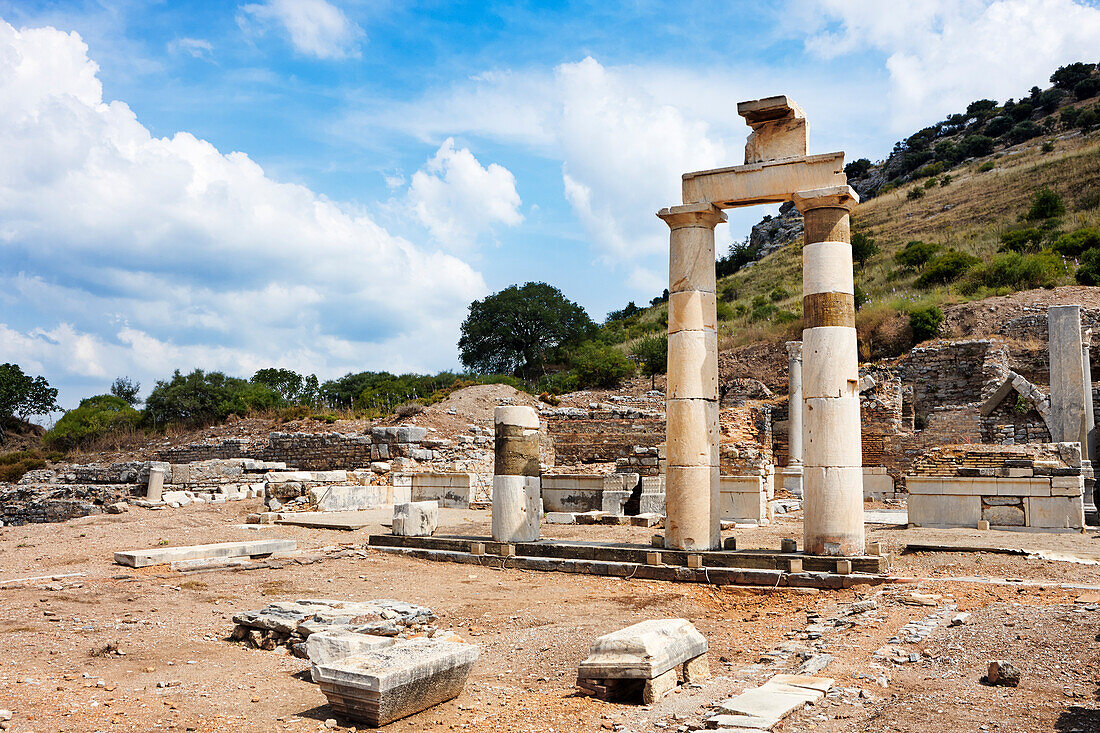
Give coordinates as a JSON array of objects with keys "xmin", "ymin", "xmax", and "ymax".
[
  {"xmin": 657, "ymin": 202, "xmax": 726, "ymax": 551},
  {"xmin": 492, "ymin": 405, "xmax": 541, "ymax": 542},
  {"xmin": 792, "ymin": 185, "xmax": 865, "ymax": 556}
]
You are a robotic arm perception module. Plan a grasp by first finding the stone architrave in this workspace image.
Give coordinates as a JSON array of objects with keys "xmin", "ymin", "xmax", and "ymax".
[
  {"xmin": 738, "ymin": 95, "xmax": 809, "ymax": 164},
  {"xmin": 657, "ymin": 203, "xmax": 726, "ymax": 552},
  {"xmin": 146, "ymin": 466, "xmax": 165, "ymax": 502},
  {"xmin": 792, "ymin": 185, "xmax": 865, "ymax": 556},
  {"xmin": 1049, "ymin": 305, "xmax": 1091, "ymax": 459},
  {"xmin": 492, "ymin": 406, "xmax": 541, "ymax": 542}
]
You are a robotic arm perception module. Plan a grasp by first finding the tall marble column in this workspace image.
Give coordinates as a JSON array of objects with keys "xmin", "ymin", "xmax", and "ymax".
[
  {"xmin": 657, "ymin": 202, "xmax": 726, "ymax": 552},
  {"xmin": 792, "ymin": 185, "xmax": 864, "ymax": 556},
  {"xmin": 492, "ymin": 405, "xmax": 541, "ymax": 542},
  {"xmin": 786, "ymin": 341, "xmax": 804, "ymax": 467},
  {"xmin": 1049, "ymin": 305, "xmax": 1091, "ymax": 459}
]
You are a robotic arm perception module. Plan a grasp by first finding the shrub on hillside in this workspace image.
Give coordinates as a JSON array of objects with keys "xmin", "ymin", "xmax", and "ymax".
[
  {"xmin": 1007, "ymin": 121, "xmax": 1043, "ymax": 145},
  {"xmin": 909, "ymin": 305, "xmax": 945, "ymax": 344},
  {"xmin": 961, "ymin": 251, "xmax": 1068, "ymax": 293},
  {"xmin": 1075, "ymin": 248, "xmax": 1100, "ymax": 286},
  {"xmin": 537, "ymin": 370, "xmax": 580, "ymax": 395},
  {"xmin": 998, "ymin": 227, "xmax": 1044, "ymax": 253},
  {"xmin": 851, "ymin": 232, "xmax": 879, "ymax": 268},
  {"xmin": 958, "ymin": 135, "xmax": 995, "ymax": 159},
  {"xmin": 915, "ymin": 250, "xmax": 981, "ymax": 288},
  {"xmin": 983, "ymin": 115, "xmax": 1013, "ymax": 138},
  {"xmin": 1052, "ymin": 228, "xmax": 1100, "ymax": 257},
  {"xmin": 1025, "ymin": 188, "xmax": 1066, "ymax": 220},
  {"xmin": 0, "ymin": 450, "xmax": 47, "ymax": 483},
  {"xmin": 895, "ymin": 240, "xmax": 942, "ymax": 270},
  {"xmin": 45, "ymin": 395, "xmax": 142, "ymax": 450},
  {"xmin": 1051, "ymin": 62, "xmax": 1096, "ymax": 91},
  {"xmin": 570, "ymin": 342, "xmax": 635, "ymax": 388}
]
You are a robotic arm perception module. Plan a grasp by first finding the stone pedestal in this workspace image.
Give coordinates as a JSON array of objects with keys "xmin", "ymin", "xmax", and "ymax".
[
  {"xmin": 146, "ymin": 467, "xmax": 165, "ymax": 502},
  {"xmin": 657, "ymin": 203, "xmax": 726, "ymax": 552},
  {"xmin": 392, "ymin": 500, "xmax": 438, "ymax": 537},
  {"xmin": 492, "ymin": 406, "xmax": 541, "ymax": 542},
  {"xmin": 792, "ymin": 185, "xmax": 864, "ymax": 556}
]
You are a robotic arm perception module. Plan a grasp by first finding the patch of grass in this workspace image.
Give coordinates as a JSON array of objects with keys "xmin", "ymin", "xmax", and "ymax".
[{"xmin": 179, "ymin": 580, "xmax": 208, "ymax": 591}]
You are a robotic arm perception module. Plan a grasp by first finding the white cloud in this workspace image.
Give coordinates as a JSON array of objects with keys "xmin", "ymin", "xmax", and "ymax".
[
  {"xmin": 799, "ymin": 0, "xmax": 1100, "ymax": 131},
  {"xmin": 240, "ymin": 0, "xmax": 362, "ymax": 59},
  {"xmin": 408, "ymin": 138, "xmax": 523, "ymax": 250},
  {"xmin": 170, "ymin": 37, "xmax": 214, "ymax": 60},
  {"xmin": 0, "ymin": 19, "xmax": 485, "ymax": 408}
]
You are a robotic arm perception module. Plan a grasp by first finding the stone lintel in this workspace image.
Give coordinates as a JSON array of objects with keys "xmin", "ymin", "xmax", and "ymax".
[
  {"xmin": 792, "ymin": 185, "xmax": 860, "ymax": 214},
  {"xmin": 657, "ymin": 202, "xmax": 727, "ymax": 229},
  {"xmin": 737, "ymin": 95, "xmax": 805, "ymax": 126},
  {"xmin": 681, "ymin": 153, "xmax": 844, "ymax": 209}
]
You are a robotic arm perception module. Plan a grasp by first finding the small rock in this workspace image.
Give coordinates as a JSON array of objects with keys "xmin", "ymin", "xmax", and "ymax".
[
  {"xmin": 985, "ymin": 660, "xmax": 1021, "ymax": 687},
  {"xmin": 950, "ymin": 612, "xmax": 971, "ymax": 626},
  {"xmin": 324, "ymin": 719, "xmax": 338, "ymax": 729}
]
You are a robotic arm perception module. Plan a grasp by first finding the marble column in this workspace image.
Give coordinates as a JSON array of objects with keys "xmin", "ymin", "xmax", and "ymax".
[
  {"xmin": 1083, "ymin": 329, "xmax": 1096, "ymax": 462},
  {"xmin": 147, "ymin": 466, "xmax": 165, "ymax": 502},
  {"xmin": 782, "ymin": 341, "xmax": 805, "ymax": 495},
  {"xmin": 491, "ymin": 405, "xmax": 541, "ymax": 542},
  {"xmin": 657, "ymin": 202, "xmax": 726, "ymax": 552},
  {"xmin": 1049, "ymin": 305, "xmax": 1091, "ymax": 458},
  {"xmin": 792, "ymin": 185, "xmax": 865, "ymax": 556}
]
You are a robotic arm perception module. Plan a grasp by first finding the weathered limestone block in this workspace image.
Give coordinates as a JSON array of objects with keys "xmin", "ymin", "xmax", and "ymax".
[
  {"xmin": 115, "ymin": 539, "xmax": 296, "ymax": 568},
  {"xmin": 802, "ymin": 242, "xmax": 854, "ymax": 296},
  {"xmin": 391, "ymin": 501, "xmax": 438, "ymax": 537},
  {"xmin": 311, "ymin": 638, "xmax": 479, "ymax": 727},
  {"xmin": 803, "ymin": 396, "xmax": 862, "ymax": 466},
  {"xmin": 310, "ymin": 485, "xmax": 386, "ymax": 512},
  {"xmin": 576, "ymin": 619, "xmax": 708, "ymax": 704},
  {"xmin": 983, "ymin": 504, "xmax": 1025, "ymax": 526},
  {"xmin": 738, "ymin": 95, "xmax": 808, "ymax": 164},
  {"xmin": 577, "ymin": 618, "xmax": 707, "ymax": 680},
  {"xmin": 802, "ymin": 327, "xmax": 860, "ymax": 400},
  {"xmin": 665, "ymin": 399, "xmax": 719, "ymax": 467},
  {"xmin": 666, "ymin": 331, "xmax": 719, "ymax": 400},
  {"xmin": 306, "ymin": 630, "xmax": 394, "ymax": 666}
]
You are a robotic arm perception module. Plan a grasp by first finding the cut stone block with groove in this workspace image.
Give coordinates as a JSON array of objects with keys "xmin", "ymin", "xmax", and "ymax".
[
  {"xmin": 306, "ymin": 630, "xmax": 394, "ymax": 666},
  {"xmin": 311, "ymin": 638, "xmax": 479, "ymax": 727}
]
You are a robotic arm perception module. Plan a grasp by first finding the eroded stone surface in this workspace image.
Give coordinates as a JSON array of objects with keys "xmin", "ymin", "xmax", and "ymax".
[
  {"xmin": 312, "ymin": 638, "xmax": 479, "ymax": 726},
  {"xmin": 577, "ymin": 618, "xmax": 707, "ymax": 680}
]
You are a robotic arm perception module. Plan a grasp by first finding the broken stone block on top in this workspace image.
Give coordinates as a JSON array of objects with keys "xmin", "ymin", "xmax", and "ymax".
[
  {"xmin": 306, "ymin": 630, "xmax": 394, "ymax": 666},
  {"xmin": 311, "ymin": 637, "xmax": 479, "ymax": 726},
  {"xmin": 576, "ymin": 618, "xmax": 708, "ymax": 703},
  {"xmin": 391, "ymin": 500, "xmax": 438, "ymax": 537}
]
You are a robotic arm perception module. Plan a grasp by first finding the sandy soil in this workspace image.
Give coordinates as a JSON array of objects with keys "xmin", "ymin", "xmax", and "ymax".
[{"xmin": 2, "ymin": 504, "xmax": 1099, "ymax": 733}]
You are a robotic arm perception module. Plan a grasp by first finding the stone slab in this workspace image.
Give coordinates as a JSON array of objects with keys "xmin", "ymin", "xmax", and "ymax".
[
  {"xmin": 114, "ymin": 539, "xmax": 297, "ymax": 568},
  {"xmin": 311, "ymin": 638, "xmax": 479, "ymax": 726},
  {"xmin": 310, "ymin": 484, "xmax": 387, "ymax": 512},
  {"xmin": 713, "ymin": 676, "xmax": 832, "ymax": 729},
  {"xmin": 392, "ymin": 501, "xmax": 438, "ymax": 537},
  {"xmin": 276, "ymin": 512, "xmax": 375, "ymax": 530},
  {"xmin": 577, "ymin": 618, "xmax": 707, "ymax": 680}
]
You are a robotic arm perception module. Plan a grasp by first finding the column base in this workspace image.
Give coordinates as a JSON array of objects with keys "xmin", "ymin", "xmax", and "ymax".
[{"xmin": 781, "ymin": 465, "xmax": 803, "ymax": 498}]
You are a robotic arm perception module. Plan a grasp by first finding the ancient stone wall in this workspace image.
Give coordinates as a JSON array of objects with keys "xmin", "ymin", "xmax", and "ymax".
[
  {"xmin": 719, "ymin": 402, "xmax": 773, "ymax": 475},
  {"xmin": 155, "ymin": 428, "xmax": 449, "ymax": 471},
  {"xmin": 543, "ymin": 404, "xmax": 665, "ymax": 470},
  {"xmin": 898, "ymin": 339, "xmax": 1009, "ymax": 424}
]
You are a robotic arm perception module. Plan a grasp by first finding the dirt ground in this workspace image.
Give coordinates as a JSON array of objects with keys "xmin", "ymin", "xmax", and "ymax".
[{"xmin": 2, "ymin": 504, "xmax": 1099, "ymax": 733}]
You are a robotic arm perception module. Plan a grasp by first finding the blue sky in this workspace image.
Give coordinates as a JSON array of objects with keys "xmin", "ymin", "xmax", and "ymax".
[{"xmin": 2, "ymin": 0, "xmax": 1099, "ymax": 412}]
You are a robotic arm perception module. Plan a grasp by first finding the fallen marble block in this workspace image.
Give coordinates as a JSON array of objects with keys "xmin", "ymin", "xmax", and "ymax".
[
  {"xmin": 711, "ymin": 674, "xmax": 833, "ymax": 729},
  {"xmin": 312, "ymin": 638, "xmax": 479, "ymax": 726},
  {"xmin": 392, "ymin": 500, "xmax": 438, "ymax": 537},
  {"xmin": 576, "ymin": 618, "xmax": 708, "ymax": 703},
  {"xmin": 307, "ymin": 630, "xmax": 395, "ymax": 666}
]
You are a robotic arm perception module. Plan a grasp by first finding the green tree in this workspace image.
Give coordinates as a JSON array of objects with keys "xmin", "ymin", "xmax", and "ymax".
[
  {"xmin": 844, "ymin": 158, "xmax": 873, "ymax": 179},
  {"xmin": 251, "ymin": 368, "xmax": 304, "ymax": 403},
  {"xmin": 144, "ymin": 369, "xmax": 279, "ymax": 428},
  {"xmin": 915, "ymin": 250, "xmax": 981, "ymax": 288},
  {"xmin": 458, "ymin": 282, "xmax": 595, "ymax": 378},
  {"xmin": 851, "ymin": 231, "xmax": 880, "ymax": 269},
  {"xmin": 630, "ymin": 334, "xmax": 668, "ymax": 389},
  {"xmin": 110, "ymin": 376, "xmax": 141, "ymax": 405},
  {"xmin": 1051, "ymin": 62, "xmax": 1096, "ymax": 91},
  {"xmin": 0, "ymin": 364, "xmax": 59, "ymax": 443},
  {"xmin": 570, "ymin": 342, "xmax": 635, "ymax": 388},
  {"xmin": 45, "ymin": 395, "xmax": 142, "ymax": 450}
]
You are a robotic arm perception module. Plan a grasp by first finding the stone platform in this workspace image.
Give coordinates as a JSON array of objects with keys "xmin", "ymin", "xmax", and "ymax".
[{"xmin": 365, "ymin": 535, "xmax": 889, "ymax": 590}]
